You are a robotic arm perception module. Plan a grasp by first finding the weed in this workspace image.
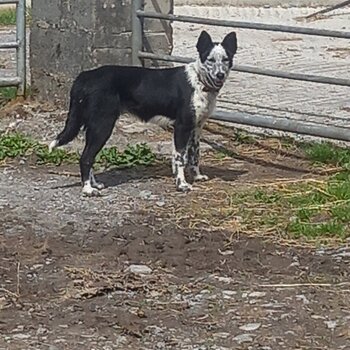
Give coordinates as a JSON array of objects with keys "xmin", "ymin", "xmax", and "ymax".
[
  {"xmin": 96, "ymin": 143, "xmax": 155, "ymax": 168},
  {"xmin": 0, "ymin": 133, "xmax": 156, "ymax": 169},
  {"xmin": 288, "ymin": 220, "xmax": 345, "ymax": 239},
  {"xmin": 0, "ymin": 87, "xmax": 17, "ymax": 100},
  {"xmin": 233, "ymin": 130, "xmax": 256, "ymax": 144},
  {"xmin": 0, "ymin": 8, "xmax": 16, "ymax": 26},
  {"xmin": 228, "ymin": 175, "xmax": 350, "ymax": 240},
  {"xmin": 303, "ymin": 142, "xmax": 350, "ymax": 168},
  {"xmin": 213, "ymin": 146, "xmax": 237, "ymax": 160},
  {"xmin": 0, "ymin": 7, "xmax": 31, "ymax": 26}
]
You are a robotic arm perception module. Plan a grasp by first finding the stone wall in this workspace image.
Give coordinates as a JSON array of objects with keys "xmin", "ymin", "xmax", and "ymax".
[{"xmin": 30, "ymin": 0, "xmax": 173, "ymax": 104}]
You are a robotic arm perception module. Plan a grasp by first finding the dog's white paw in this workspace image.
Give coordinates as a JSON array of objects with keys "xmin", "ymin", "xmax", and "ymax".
[
  {"xmin": 92, "ymin": 182, "xmax": 105, "ymax": 190},
  {"xmin": 82, "ymin": 185, "xmax": 101, "ymax": 197},
  {"xmin": 193, "ymin": 174, "xmax": 209, "ymax": 182},
  {"xmin": 177, "ymin": 182, "xmax": 193, "ymax": 193}
]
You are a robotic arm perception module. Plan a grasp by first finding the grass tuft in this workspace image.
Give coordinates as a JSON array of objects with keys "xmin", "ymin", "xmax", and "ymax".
[
  {"xmin": 228, "ymin": 176, "xmax": 350, "ymax": 239},
  {"xmin": 0, "ymin": 87, "xmax": 17, "ymax": 100},
  {"xmin": 0, "ymin": 132, "xmax": 156, "ymax": 169},
  {"xmin": 0, "ymin": 8, "xmax": 16, "ymax": 26},
  {"xmin": 303, "ymin": 142, "xmax": 350, "ymax": 169}
]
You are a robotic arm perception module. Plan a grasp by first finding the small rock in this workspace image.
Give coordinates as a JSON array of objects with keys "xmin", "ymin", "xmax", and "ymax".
[
  {"xmin": 126, "ymin": 264, "xmax": 152, "ymax": 275},
  {"xmin": 311, "ymin": 315, "xmax": 325, "ymax": 320},
  {"xmin": 32, "ymin": 264, "xmax": 44, "ymax": 270},
  {"xmin": 12, "ymin": 334, "xmax": 31, "ymax": 340},
  {"xmin": 155, "ymin": 341, "xmax": 166, "ymax": 349},
  {"xmin": 296, "ymin": 294, "xmax": 310, "ymax": 305},
  {"xmin": 239, "ymin": 323, "xmax": 261, "ymax": 332},
  {"xmin": 49, "ymin": 346, "xmax": 59, "ymax": 350},
  {"xmin": 325, "ymin": 320, "xmax": 337, "ymax": 330},
  {"xmin": 139, "ymin": 190, "xmax": 152, "ymax": 199},
  {"xmin": 156, "ymin": 201, "xmax": 165, "ymax": 207},
  {"xmin": 249, "ymin": 291, "xmax": 266, "ymax": 298},
  {"xmin": 36, "ymin": 325, "xmax": 48, "ymax": 336},
  {"xmin": 334, "ymin": 252, "xmax": 350, "ymax": 257},
  {"xmin": 233, "ymin": 333, "xmax": 254, "ymax": 344},
  {"xmin": 223, "ymin": 290, "xmax": 236, "ymax": 298},
  {"xmin": 216, "ymin": 276, "xmax": 234, "ymax": 283}
]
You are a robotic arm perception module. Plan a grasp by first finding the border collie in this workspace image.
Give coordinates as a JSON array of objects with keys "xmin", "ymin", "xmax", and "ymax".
[{"xmin": 49, "ymin": 31, "xmax": 237, "ymax": 195}]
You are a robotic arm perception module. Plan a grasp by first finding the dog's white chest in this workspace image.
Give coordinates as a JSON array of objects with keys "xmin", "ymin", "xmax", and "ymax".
[
  {"xmin": 185, "ymin": 63, "xmax": 217, "ymax": 127},
  {"xmin": 192, "ymin": 88, "xmax": 216, "ymax": 126}
]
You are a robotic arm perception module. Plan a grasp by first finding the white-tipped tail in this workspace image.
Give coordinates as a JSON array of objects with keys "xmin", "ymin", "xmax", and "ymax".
[{"xmin": 48, "ymin": 139, "xmax": 59, "ymax": 153}]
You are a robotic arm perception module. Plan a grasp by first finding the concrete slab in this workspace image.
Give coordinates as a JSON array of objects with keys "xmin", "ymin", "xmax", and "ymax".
[{"xmin": 172, "ymin": 6, "xmax": 350, "ymax": 134}]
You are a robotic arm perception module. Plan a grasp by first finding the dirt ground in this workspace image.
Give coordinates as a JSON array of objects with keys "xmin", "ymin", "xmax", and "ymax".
[
  {"xmin": 1, "ymin": 1, "xmax": 350, "ymax": 348},
  {"xmin": 0, "ymin": 101, "xmax": 350, "ymax": 350}
]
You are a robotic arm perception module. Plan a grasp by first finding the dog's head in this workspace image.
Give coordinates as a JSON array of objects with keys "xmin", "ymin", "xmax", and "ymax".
[{"xmin": 196, "ymin": 31, "xmax": 237, "ymax": 91}]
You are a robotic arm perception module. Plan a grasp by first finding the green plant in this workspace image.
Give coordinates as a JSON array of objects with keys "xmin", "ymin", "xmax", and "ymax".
[
  {"xmin": 0, "ymin": 87, "xmax": 17, "ymax": 100},
  {"xmin": 0, "ymin": 8, "xmax": 16, "ymax": 26},
  {"xmin": 303, "ymin": 142, "xmax": 350, "ymax": 168},
  {"xmin": 228, "ymin": 175, "xmax": 350, "ymax": 240},
  {"xmin": 0, "ymin": 133, "xmax": 156, "ymax": 169}
]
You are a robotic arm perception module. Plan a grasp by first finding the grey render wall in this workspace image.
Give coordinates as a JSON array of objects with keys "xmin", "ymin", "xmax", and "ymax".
[{"xmin": 30, "ymin": 0, "xmax": 173, "ymax": 104}]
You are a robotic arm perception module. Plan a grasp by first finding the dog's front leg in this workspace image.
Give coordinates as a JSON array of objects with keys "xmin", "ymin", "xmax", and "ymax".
[
  {"xmin": 173, "ymin": 121, "xmax": 193, "ymax": 192},
  {"xmin": 188, "ymin": 128, "xmax": 209, "ymax": 182}
]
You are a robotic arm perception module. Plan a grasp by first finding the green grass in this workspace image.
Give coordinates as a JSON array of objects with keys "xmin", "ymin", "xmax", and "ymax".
[
  {"xmin": 211, "ymin": 141, "xmax": 350, "ymax": 240},
  {"xmin": 0, "ymin": 8, "xmax": 16, "ymax": 26},
  {"xmin": 0, "ymin": 7, "xmax": 31, "ymax": 26},
  {"xmin": 205, "ymin": 136, "xmax": 350, "ymax": 240},
  {"xmin": 303, "ymin": 142, "xmax": 350, "ymax": 169},
  {"xmin": 0, "ymin": 87, "xmax": 17, "ymax": 100},
  {"xmin": 0, "ymin": 132, "xmax": 156, "ymax": 169},
  {"xmin": 228, "ymin": 170, "xmax": 350, "ymax": 240}
]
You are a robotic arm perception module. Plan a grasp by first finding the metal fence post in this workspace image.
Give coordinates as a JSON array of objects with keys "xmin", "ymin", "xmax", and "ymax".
[
  {"xmin": 16, "ymin": 0, "xmax": 26, "ymax": 96},
  {"xmin": 132, "ymin": 0, "xmax": 143, "ymax": 66}
]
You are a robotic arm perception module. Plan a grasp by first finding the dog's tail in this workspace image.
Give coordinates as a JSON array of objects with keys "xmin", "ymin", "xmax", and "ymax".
[{"xmin": 49, "ymin": 94, "xmax": 84, "ymax": 153}]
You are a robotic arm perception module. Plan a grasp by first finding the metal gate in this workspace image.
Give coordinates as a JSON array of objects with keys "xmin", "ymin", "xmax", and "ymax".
[
  {"xmin": 131, "ymin": 0, "xmax": 350, "ymax": 142},
  {"xmin": 0, "ymin": 0, "xmax": 26, "ymax": 96}
]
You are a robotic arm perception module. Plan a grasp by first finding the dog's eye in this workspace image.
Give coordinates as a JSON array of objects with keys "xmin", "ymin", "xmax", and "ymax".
[
  {"xmin": 222, "ymin": 57, "xmax": 229, "ymax": 63},
  {"xmin": 208, "ymin": 58, "xmax": 216, "ymax": 63}
]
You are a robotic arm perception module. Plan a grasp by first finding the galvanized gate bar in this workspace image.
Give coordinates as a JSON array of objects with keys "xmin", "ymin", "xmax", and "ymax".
[
  {"xmin": 0, "ymin": 77, "xmax": 21, "ymax": 87},
  {"xmin": 16, "ymin": 0, "xmax": 26, "ymax": 95},
  {"xmin": 0, "ymin": 0, "xmax": 26, "ymax": 95},
  {"xmin": 137, "ymin": 10, "xmax": 350, "ymax": 39},
  {"xmin": 132, "ymin": 0, "xmax": 143, "ymax": 66},
  {"xmin": 138, "ymin": 51, "xmax": 350, "ymax": 87},
  {"xmin": 0, "ymin": 41, "xmax": 18, "ymax": 49},
  {"xmin": 131, "ymin": 0, "xmax": 350, "ymax": 142},
  {"xmin": 213, "ymin": 110, "xmax": 350, "ymax": 142}
]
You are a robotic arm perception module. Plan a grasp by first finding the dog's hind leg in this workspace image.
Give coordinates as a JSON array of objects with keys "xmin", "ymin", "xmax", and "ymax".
[
  {"xmin": 80, "ymin": 96, "xmax": 120, "ymax": 196},
  {"xmin": 173, "ymin": 120, "xmax": 194, "ymax": 192}
]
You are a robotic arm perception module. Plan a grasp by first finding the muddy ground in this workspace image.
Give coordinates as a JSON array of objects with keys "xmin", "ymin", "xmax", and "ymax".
[{"xmin": 0, "ymin": 101, "xmax": 350, "ymax": 350}]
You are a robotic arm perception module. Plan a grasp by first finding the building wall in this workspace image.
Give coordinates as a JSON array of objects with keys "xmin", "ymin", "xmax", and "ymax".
[{"xmin": 30, "ymin": 0, "xmax": 173, "ymax": 103}]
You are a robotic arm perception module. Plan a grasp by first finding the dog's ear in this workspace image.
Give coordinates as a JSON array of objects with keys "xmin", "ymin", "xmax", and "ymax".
[
  {"xmin": 196, "ymin": 31, "xmax": 214, "ymax": 61},
  {"xmin": 221, "ymin": 32, "xmax": 237, "ymax": 57}
]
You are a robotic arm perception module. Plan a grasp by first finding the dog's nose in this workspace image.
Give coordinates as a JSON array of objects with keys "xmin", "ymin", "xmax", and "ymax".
[{"xmin": 216, "ymin": 72, "xmax": 224, "ymax": 80}]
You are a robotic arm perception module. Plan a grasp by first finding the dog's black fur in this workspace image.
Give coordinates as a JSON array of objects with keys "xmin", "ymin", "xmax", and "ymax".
[{"xmin": 50, "ymin": 31, "xmax": 237, "ymax": 195}]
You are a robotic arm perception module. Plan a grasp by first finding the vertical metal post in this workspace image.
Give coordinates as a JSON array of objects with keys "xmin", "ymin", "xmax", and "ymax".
[
  {"xmin": 131, "ymin": 0, "xmax": 143, "ymax": 66},
  {"xmin": 16, "ymin": 0, "xmax": 26, "ymax": 96}
]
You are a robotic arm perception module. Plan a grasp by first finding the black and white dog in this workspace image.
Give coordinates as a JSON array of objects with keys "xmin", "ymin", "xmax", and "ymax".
[{"xmin": 49, "ymin": 30, "xmax": 237, "ymax": 195}]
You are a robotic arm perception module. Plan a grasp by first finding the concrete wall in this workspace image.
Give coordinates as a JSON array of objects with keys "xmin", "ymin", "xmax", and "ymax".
[
  {"xmin": 175, "ymin": 1, "xmax": 341, "ymax": 7},
  {"xmin": 30, "ymin": 0, "xmax": 173, "ymax": 103}
]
